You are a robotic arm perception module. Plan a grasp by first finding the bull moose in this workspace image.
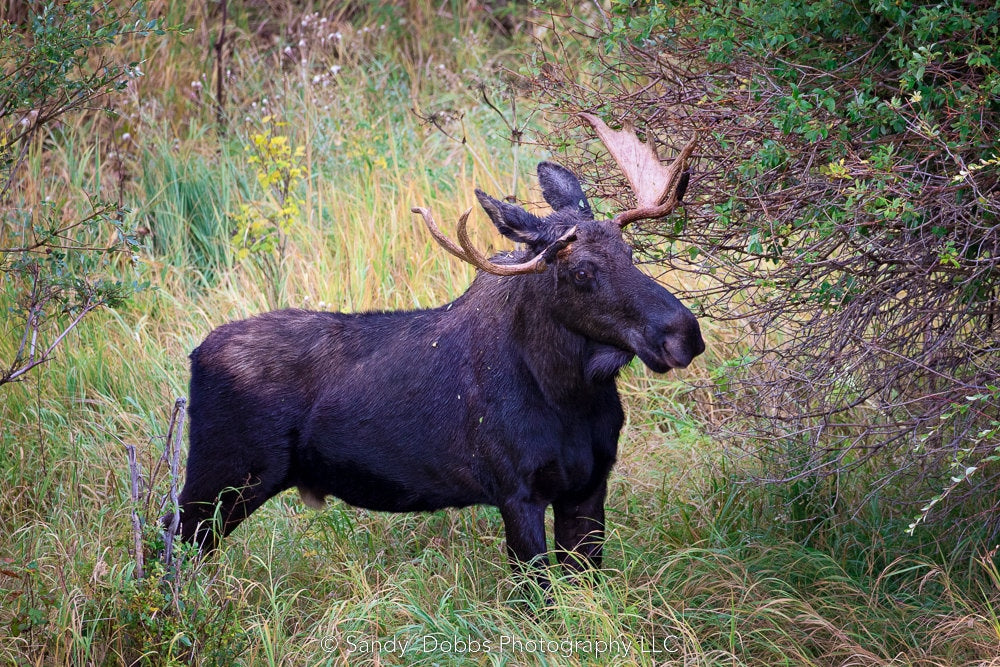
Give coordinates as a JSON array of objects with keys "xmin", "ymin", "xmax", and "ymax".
[{"xmin": 172, "ymin": 114, "xmax": 704, "ymax": 586}]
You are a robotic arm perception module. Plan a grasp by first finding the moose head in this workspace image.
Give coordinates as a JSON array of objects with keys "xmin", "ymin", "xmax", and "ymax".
[{"xmin": 412, "ymin": 113, "xmax": 703, "ymax": 377}]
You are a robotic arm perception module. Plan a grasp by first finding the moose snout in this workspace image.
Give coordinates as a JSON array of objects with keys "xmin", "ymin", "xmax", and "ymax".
[
  {"xmin": 662, "ymin": 338, "xmax": 696, "ymax": 369},
  {"xmin": 656, "ymin": 311, "xmax": 705, "ymax": 369}
]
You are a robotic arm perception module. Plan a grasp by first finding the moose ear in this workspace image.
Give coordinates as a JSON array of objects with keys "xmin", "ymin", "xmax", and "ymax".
[
  {"xmin": 475, "ymin": 189, "xmax": 551, "ymax": 247},
  {"xmin": 537, "ymin": 162, "xmax": 593, "ymax": 220}
]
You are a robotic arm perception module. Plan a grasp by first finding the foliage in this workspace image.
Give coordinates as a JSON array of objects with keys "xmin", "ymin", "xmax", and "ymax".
[
  {"xmin": 907, "ymin": 384, "xmax": 1000, "ymax": 535},
  {"xmin": 523, "ymin": 0, "xmax": 1000, "ymax": 540},
  {"xmin": 231, "ymin": 117, "xmax": 307, "ymax": 309},
  {"xmin": 0, "ymin": 1, "xmax": 168, "ymax": 386}
]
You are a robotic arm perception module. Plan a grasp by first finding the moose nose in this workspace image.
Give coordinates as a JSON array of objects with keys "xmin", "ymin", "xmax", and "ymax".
[
  {"xmin": 660, "ymin": 311, "xmax": 705, "ymax": 369},
  {"xmin": 663, "ymin": 340, "xmax": 693, "ymax": 369}
]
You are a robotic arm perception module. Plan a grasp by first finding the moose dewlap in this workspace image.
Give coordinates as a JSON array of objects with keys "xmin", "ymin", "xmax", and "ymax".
[{"xmin": 172, "ymin": 118, "xmax": 704, "ymax": 587}]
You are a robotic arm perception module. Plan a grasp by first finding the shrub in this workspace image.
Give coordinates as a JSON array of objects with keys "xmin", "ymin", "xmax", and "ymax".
[
  {"xmin": 0, "ymin": 1, "xmax": 169, "ymax": 386},
  {"xmin": 523, "ymin": 0, "xmax": 1000, "ymax": 541}
]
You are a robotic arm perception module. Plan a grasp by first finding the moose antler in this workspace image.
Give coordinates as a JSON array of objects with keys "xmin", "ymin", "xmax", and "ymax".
[
  {"xmin": 411, "ymin": 206, "xmax": 577, "ymax": 276},
  {"xmin": 579, "ymin": 113, "xmax": 697, "ymax": 228}
]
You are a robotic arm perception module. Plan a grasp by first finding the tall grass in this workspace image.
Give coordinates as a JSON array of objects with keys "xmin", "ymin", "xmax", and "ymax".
[{"xmin": 1, "ymin": 1, "xmax": 998, "ymax": 665}]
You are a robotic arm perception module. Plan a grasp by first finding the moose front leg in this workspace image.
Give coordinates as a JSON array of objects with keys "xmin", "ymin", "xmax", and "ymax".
[
  {"xmin": 553, "ymin": 480, "xmax": 607, "ymax": 574},
  {"xmin": 499, "ymin": 499, "xmax": 550, "ymax": 587}
]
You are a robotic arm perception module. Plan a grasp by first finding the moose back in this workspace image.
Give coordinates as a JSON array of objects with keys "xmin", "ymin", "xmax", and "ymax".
[{"xmin": 174, "ymin": 118, "xmax": 704, "ymax": 584}]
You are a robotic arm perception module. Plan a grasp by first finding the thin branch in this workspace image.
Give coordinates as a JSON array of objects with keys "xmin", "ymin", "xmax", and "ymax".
[
  {"xmin": 2, "ymin": 301, "xmax": 102, "ymax": 385},
  {"xmin": 215, "ymin": 0, "xmax": 228, "ymax": 134},
  {"xmin": 162, "ymin": 397, "xmax": 187, "ymax": 567},
  {"xmin": 125, "ymin": 444, "xmax": 145, "ymax": 580}
]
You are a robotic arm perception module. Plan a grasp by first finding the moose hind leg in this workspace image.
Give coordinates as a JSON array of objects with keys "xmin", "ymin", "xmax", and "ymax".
[{"xmin": 553, "ymin": 481, "xmax": 607, "ymax": 574}]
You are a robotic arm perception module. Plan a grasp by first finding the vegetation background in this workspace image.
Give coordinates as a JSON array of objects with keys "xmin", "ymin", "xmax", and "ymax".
[{"xmin": 1, "ymin": 0, "xmax": 997, "ymax": 664}]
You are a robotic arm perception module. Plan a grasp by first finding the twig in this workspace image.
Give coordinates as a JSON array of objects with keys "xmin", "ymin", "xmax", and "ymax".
[
  {"xmin": 162, "ymin": 397, "xmax": 187, "ymax": 567},
  {"xmin": 125, "ymin": 444, "xmax": 145, "ymax": 580},
  {"xmin": 2, "ymin": 301, "xmax": 102, "ymax": 385},
  {"xmin": 215, "ymin": 0, "xmax": 228, "ymax": 134}
]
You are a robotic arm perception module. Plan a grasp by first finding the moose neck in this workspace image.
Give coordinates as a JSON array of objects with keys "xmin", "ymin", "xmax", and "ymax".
[{"xmin": 453, "ymin": 269, "xmax": 632, "ymax": 407}]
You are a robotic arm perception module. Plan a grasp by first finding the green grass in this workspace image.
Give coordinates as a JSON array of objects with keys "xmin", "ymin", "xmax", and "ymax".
[{"xmin": 1, "ymin": 2, "xmax": 999, "ymax": 665}]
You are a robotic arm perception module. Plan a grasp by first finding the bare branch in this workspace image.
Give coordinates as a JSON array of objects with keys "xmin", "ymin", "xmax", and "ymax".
[
  {"xmin": 125, "ymin": 444, "xmax": 145, "ymax": 580},
  {"xmin": 2, "ymin": 301, "xmax": 102, "ymax": 385},
  {"xmin": 162, "ymin": 397, "xmax": 187, "ymax": 567}
]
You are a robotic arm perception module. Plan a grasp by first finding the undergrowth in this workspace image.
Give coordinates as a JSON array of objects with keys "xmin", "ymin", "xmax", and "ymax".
[{"xmin": 0, "ymin": 1, "xmax": 997, "ymax": 665}]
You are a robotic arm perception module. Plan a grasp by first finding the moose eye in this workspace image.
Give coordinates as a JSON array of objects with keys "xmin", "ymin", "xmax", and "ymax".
[{"xmin": 573, "ymin": 268, "xmax": 592, "ymax": 284}]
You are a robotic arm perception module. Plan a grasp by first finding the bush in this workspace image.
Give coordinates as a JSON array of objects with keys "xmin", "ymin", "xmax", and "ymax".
[
  {"xmin": 0, "ymin": 1, "xmax": 169, "ymax": 386},
  {"xmin": 524, "ymin": 0, "xmax": 1000, "ymax": 541}
]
